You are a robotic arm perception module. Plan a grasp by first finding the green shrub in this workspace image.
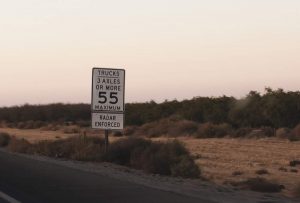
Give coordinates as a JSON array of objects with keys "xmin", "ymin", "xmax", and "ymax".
[{"xmin": 0, "ymin": 132, "xmax": 10, "ymax": 147}]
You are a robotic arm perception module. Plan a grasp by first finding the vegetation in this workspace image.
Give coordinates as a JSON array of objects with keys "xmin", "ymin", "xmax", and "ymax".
[
  {"xmin": 105, "ymin": 138, "xmax": 200, "ymax": 178},
  {"xmin": 294, "ymin": 183, "xmax": 300, "ymax": 198},
  {"xmin": 0, "ymin": 132, "xmax": 10, "ymax": 147},
  {"xmin": 255, "ymin": 169, "xmax": 269, "ymax": 175},
  {"xmin": 231, "ymin": 177, "xmax": 284, "ymax": 193},
  {"xmin": 244, "ymin": 178, "xmax": 284, "ymax": 193},
  {"xmin": 0, "ymin": 89, "xmax": 299, "ymax": 130},
  {"xmin": 1, "ymin": 135, "xmax": 200, "ymax": 178},
  {"xmin": 289, "ymin": 160, "xmax": 300, "ymax": 167}
]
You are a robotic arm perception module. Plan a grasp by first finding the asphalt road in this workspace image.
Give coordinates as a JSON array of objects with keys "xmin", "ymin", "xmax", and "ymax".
[{"xmin": 0, "ymin": 150, "xmax": 215, "ymax": 203}]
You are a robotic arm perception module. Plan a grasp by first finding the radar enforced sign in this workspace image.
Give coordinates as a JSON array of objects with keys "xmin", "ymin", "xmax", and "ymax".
[{"xmin": 91, "ymin": 68, "xmax": 125, "ymax": 130}]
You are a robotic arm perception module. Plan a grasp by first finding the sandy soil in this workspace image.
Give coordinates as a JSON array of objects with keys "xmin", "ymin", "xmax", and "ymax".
[{"xmin": 1, "ymin": 127, "xmax": 299, "ymax": 199}]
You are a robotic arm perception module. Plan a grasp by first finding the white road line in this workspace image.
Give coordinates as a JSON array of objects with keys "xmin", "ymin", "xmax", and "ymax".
[{"xmin": 0, "ymin": 191, "xmax": 21, "ymax": 203}]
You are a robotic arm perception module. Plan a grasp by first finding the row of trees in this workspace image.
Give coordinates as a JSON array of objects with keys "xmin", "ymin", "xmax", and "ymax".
[{"xmin": 0, "ymin": 88, "xmax": 299, "ymax": 128}]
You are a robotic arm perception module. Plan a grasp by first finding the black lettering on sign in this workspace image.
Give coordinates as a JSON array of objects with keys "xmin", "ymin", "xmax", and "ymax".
[
  {"xmin": 94, "ymin": 122, "xmax": 121, "ymax": 128},
  {"xmin": 97, "ymin": 78, "xmax": 120, "ymax": 85},
  {"xmin": 99, "ymin": 114, "xmax": 116, "ymax": 121},
  {"xmin": 98, "ymin": 92, "xmax": 119, "ymax": 104},
  {"xmin": 98, "ymin": 70, "xmax": 120, "ymax": 77},
  {"xmin": 105, "ymin": 85, "xmax": 121, "ymax": 91}
]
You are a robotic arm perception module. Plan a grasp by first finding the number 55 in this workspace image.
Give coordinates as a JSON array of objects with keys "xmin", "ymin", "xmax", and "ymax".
[{"xmin": 98, "ymin": 92, "xmax": 118, "ymax": 104}]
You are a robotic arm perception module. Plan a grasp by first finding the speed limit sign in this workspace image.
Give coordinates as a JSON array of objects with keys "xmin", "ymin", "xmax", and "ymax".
[{"xmin": 91, "ymin": 68, "xmax": 125, "ymax": 130}]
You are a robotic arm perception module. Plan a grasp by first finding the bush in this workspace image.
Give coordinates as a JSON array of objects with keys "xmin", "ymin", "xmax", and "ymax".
[
  {"xmin": 294, "ymin": 183, "xmax": 300, "ymax": 198},
  {"xmin": 0, "ymin": 121, "xmax": 7, "ymax": 128},
  {"xmin": 112, "ymin": 131, "xmax": 123, "ymax": 137},
  {"xmin": 276, "ymin": 128, "xmax": 292, "ymax": 139},
  {"xmin": 232, "ymin": 171, "xmax": 243, "ymax": 176},
  {"xmin": 8, "ymin": 137, "xmax": 33, "ymax": 153},
  {"xmin": 168, "ymin": 120, "xmax": 198, "ymax": 137},
  {"xmin": 105, "ymin": 138, "xmax": 151, "ymax": 165},
  {"xmin": 76, "ymin": 120, "xmax": 90, "ymax": 127},
  {"xmin": 170, "ymin": 156, "xmax": 200, "ymax": 178},
  {"xmin": 5, "ymin": 136, "xmax": 200, "ymax": 179},
  {"xmin": 105, "ymin": 138, "xmax": 200, "ymax": 178},
  {"xmin": 255, "ymin": 169, "xmax": 269, "ymax": 175},
  {"xmin": 197, "ymin": 123, "xmax": 232, "ymax": 138},
  {"xmin": 278, "ymin": 167, "xmax": 288, "ymax": 172},
  {"xmin": 235, "ymin": 178, "xmax": 284, "ymax": 193},
  {"xmin": 232, "ymin": 127, "xmax": 253, "ymax": 137},
  {"xmin": 123, "ymin": 126, "xmax": 138, "ymax": 136},
  {"xmin": 40, "ymin": 124, "xmax": 61, "ymax": 131},
  {"xmin": 290, "ymin": 160, "xmax": 300, "ymax": 167},
  {"xmin": 260, "ymin": 127, "xmax": 275, "ymax": 137},
  {"xmin": 63, "ymin": 126, "xmax": 80, "ymax": 134},
  {"xmin": 245, "ymin": 128, "xmax": 274, "ymax": 138},
  {"xmin": 292, "ymin": 124, "xmax": 300, "ymax": 137},
  {"xmin": 135, "ymin": 118, "xmax": 200, "ymax": 138},
  {"xmin": 33, "ymin": 136, "xmax": 105, "ymax": 160},
  {"xmin": 137, "ymin": 120, "xmax": 170, "ymax": 137},
  {"xmin": 289, "ymin": 124, "xmax": 300, "ymax": 141},
  {"xmin": 0, "ymin": 132, "xmax": 10, "ymax": 147}
]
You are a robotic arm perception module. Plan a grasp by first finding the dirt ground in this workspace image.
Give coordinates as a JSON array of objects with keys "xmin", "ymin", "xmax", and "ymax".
[
  {"xmin": 1, "ymin": 127, "xmax": 299, "ymax": 197},
  {"xmin": 176, "ymin": 137, "xmax": 300, "ymax": 197}
]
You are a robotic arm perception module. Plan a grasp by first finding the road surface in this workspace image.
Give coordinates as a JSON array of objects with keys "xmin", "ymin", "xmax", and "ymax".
[{"xmin": 0, "ymin": 150, "xmax": 215, "ymax": 203}]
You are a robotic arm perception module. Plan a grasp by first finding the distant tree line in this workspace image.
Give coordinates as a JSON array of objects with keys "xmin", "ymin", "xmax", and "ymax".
[
  {"xmin": 0, "ymin": 88, "xmax": 299, "ymax": 128},
  {"xmin": 0, "ymin": 103, "xmax": 90, "ymax": 123}
]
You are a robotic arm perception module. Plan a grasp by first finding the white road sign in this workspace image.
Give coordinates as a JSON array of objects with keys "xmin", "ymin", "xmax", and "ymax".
[
  {"xmin": 92, "ymin": 112, "xmax": 124, "ymax": 130},
  {"xmin": 91, "ymin": 67, "xmax": 125, "ymax": 130},
  {"xmin": 92, "ymin": 68, "xmax": 125, "ymax": 112}
]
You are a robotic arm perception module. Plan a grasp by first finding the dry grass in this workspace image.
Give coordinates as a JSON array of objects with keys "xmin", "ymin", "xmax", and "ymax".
[
  {"xmin": 0, "ymin": 127, "xmax": 77, "ymax": 143},
  {"xmin": 176, "ymin": 137, "xmax": 300, "ymax": 197}
]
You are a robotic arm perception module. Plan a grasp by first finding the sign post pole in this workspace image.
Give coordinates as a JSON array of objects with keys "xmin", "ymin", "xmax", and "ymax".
[{"xmin": 104, "ymin": 129, "xmax": 109, "ymax": 153}]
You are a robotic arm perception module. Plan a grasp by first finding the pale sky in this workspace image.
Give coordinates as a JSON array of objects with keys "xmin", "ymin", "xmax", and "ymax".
[{"xmin": 0, "ymin": 0, "xmax": 299, "ymax": 106}]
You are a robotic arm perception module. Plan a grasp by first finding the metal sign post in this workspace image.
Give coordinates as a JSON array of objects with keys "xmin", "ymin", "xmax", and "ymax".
[
  {"xmin": 104, "ymin": 130, "xmax": 109, "ymax": 152},
  {"xmin": 91, "ymin": 68, "xmax": 125, "ymax": 152}
]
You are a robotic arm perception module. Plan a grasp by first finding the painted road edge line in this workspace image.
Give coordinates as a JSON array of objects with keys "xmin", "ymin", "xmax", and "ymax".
[{"xmin": 0, "ymin": 191, "xmax": 21, "ymax": 203}]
